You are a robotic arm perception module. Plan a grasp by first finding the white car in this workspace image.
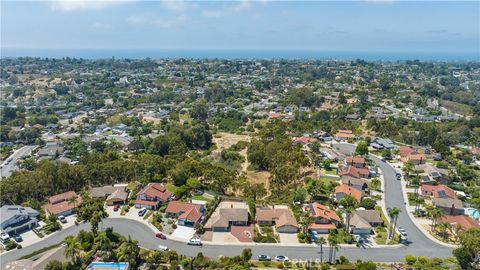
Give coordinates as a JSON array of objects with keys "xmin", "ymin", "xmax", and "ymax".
[
  {"xmin": 187, "ymin": 238, "xmax": 202, "ymax": 246},
  {"xmin": 157, "ymin": 245, "xmax": 169, "ymax": 251},
  {"xmin": 0, "ymin": 233, "xmax": 11, "ymax": 243},
  {"xmin": 275, "ymin": 255, "xmax": 289, "ymax": 262}
]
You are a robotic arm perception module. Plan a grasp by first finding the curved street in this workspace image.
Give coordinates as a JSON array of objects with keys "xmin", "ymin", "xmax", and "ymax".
[{"xmin": 0, "ymin": 144, "xmax": 454, "ymax": 266}]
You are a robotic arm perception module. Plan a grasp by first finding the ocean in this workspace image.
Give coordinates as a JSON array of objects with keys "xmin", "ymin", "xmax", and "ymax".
[{"xmin": 1, "ymin": 48, "xmax": 479, "ymax": 61}]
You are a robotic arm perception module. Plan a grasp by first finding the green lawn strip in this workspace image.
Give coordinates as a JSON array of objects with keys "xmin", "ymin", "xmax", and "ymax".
[{"xmin": 19, "ymin": 243, "xmax": 61, "ymax": 260}]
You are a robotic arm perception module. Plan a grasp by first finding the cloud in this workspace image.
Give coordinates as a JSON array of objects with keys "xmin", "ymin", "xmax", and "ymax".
[
  {"xmin": 162, "ymin": 0, "xmax": 197, "ymax": 12},
  {"xmin": 151, "ymin": 14, "xmax": 187, "ymax": 28},
  {"xmin": 201, "ymin": 0, "xmax": 252, "ymax": 18},
  {"xmin": 49, "ymin": 0, "xmax": 130, "ymax": 11},
  {"xmin": 127, "ymin": 15, "xmax": 147, "ymax": 24},
  {"xmin": 91, "ymin": 22, "xmax": 112, "ymax": 29},
  {"xmin": 426, "ymin": 29, "xmax": 461, "ymax": 36},
  {"xmin": 202, "ymin": 10, "xmax": 222, "ymax": 18}
]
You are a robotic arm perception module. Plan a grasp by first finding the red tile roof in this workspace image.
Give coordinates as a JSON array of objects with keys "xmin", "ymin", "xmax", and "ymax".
[
  {"xmin": 294, "ymin": 137, "xmax": 317, "ymax": 144},
  {"xmin": 44, "ymin": 196, "xmax": 81, "ymax": 215},
  {"xmin": 335, "ymin": 184, "xmax": 363, "ymax": 201},
  {"xmin": 421, "ymin": 184, "xmax": 456, "ymax": 199},
  {"xmin": 441, "ymin": 215, "xmax": 480, "ymax": 230},
  {"xmin": 48, "ymin": 191, "xmax": 78, "ymax": 204},
  {"xmin": 336, "ymin": 130, "xmax": 354, "ymax": 139},
  {"xmin": 178, "ymin": 207, "xmax": 203, "ymax": 224},
  {"xmin": 345, "ymin": 156, "xmax": 366, "ymax": 165},
  {"xmin": 308, "ymin": 223, "xmax": 337, "ymax": 230},
  {"xmin": 137, "ymin": 183, "xmax": 172, "ymax": 202},
  {"xmin": 134, "ymin": 200, "xmax": 159, "ymax": 207},
  {"xmin": 166, "ymin": 201, "xmax": 203, "ymax": 220},
  {"xmin": 399, "ymin": 146, "xmax": 415, "ymax": 157},
  {"xmin": 308, "ymin": 202, "xmax": 341, "ymax": 222},
  {"xmin": 338, "ymin": 166, "xmax": 369, "ymax": 179}
]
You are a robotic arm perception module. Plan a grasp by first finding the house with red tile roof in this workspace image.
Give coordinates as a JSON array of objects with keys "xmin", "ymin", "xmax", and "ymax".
[
  {"xmin": 440, "ymin": 215, "xmax": 479, "ymax": 231},
  {"xmin": 135, "ymin": 183, "xmax": 173, "ymax": 210},
  {"xmin": 165, "ymin": 201, "xmax": 204, "ymax": 227},
  {"xmin": 305, "ymin": 202, "xmax": 341, "ymax": 234},
  {"xmin": 345, "ymin": 156, "xmax": 366, "ymax": 168},
  {"xmin": 338, "ymin": 166, "xmax": 370, "ymax": 179},
  {"xmin": 44, "ymin": 191, "xmax": 81, "ymax": 217},
  {"xmin": 335, "ymin": 130, "xmax": 354, "ymax": 141},
  {"xmin": 334, "ymin": 184, "xmax": 363, "ymax": 202},
  {"xmin": 294, "ymin": 137, "xmax": 317, "ymax": 145},
  {"xmin": 256, "ymin": 205, "xmax": 298, "ymax": 233},
  {"xmin": 420, "ymin": 184, "xmax": 456, "ymax": 199},
  {"xmin": 399, "ymin": 146, "xmax": 416, "ymax": 158},
  {"xmin": 403, "ymin": 154, "xmax": 427, "ymax": 165}
]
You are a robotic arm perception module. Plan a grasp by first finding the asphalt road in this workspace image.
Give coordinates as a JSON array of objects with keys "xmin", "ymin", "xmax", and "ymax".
[
  {"xmin": 0, "ymin": 145, "xmax": 37, "ymax": 178},
  {"xmin": 0, "ymin": 143, "xmax": 454, "ymax": 265}
]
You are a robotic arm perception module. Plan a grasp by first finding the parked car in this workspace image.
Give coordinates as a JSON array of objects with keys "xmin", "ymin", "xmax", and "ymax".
[
  {"xmin": 113, "ymin": 204, "xmax": 121, "ymax": 212},
  {"xmin": 187, "ymin": 238, "xmax": 202, "ymax": 246},
  {"xmin": 12, "ymin": 233, "xmax": 22, "ymax": 242},
  {"xmin": 58, "ymin": 215, "xmax": 67, "ymax": 223},
  {"xmin": 155, "ymin": 233, "xmax": 167, "ymax": 240},
  {"xmin": 0, "ymin": 233, "xmax": 11, "ymax": 243},
  {"xmin": 157, "ymin": 245, "xmax": 169, "ymax": 251},
  {"xmin": 275, "ymin": 255, "xmax": 289, "ymax": 262},
  {"xmin": 258, "ymin": 255, "xmax": 271, "ymax": 261},
  {"xmin": 138, "ymin": 208, "xmax": 147, "ymax": 217}
]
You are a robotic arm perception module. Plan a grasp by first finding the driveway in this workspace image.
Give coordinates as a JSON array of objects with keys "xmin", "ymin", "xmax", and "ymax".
[
  {"xmin": 170, "ymin": 225, "xmax": 195, "ymax": 241},
  {"xmin": 16, "ymin": 230, "xmax": 40, "ymax": 247},
  {"xmin": 278, "ymin": 233, "xmax": 299, "ymax": 245}
]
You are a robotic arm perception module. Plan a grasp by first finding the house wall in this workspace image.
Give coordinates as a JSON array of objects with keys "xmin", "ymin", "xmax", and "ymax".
[
  {"xmin": 277, "ymin": 225, "xmax": 298, "ymax": 233},
  {"xmin": 352, "ymin": 228, "xmax": 371, "ymax": 235}
]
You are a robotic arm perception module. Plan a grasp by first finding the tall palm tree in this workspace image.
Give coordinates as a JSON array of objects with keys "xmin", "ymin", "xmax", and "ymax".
[
  {"xmin": 327, "ymin": 232, "xmax": 336, "ymax": 264},
  {"xmin": 429, "ymin": 208, "xmax": 444, "ymax": 231},
  {"xmin": 403, "ymin": 161, "xmax": 414, "ymax": 184},
  {"xmin": 437, "ymin": 221, "xmax": 451, "ymax": 240},
  {"xmin": 330, "ymin": 237, "xmax": 340, "ymax": 264},
  {"xmin": 339, "ymin": 195, "xmax": 358, "ymax": 236},
  {"xmin": 64, "ymin": 236, "xmax": 81, "ymax": 264},
  {"xmin": 387, "ymin": 207, "xmax": 401, "ymax": 239},
  {"xmin": 315, "ymin": 237, "xmax": 327, "ymax": 264},
  {"xmin": 94, "ymin": 231, "xmax": 113, "ymax": 258},
  {"xmin": 118, "ymin": 235, "xmax": 140, "ymax": 267}
]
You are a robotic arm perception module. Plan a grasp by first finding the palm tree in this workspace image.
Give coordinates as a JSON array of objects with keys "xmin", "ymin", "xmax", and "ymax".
[
  {"xmin": 300, "ymin": 212, "xmax": 313, "ymax": 234},
  {"xmin": 94, "ymin": 231, "xmax": 113, "ymax": 258},
  {"xmin": 370, "ymin": 178, "xmax": 381, "ymax": 191},
  {"xmin": 387, "ymin": 207, "xmax": 401, "ymax": 239},
  {"xmin": 339, "ymin": 195, "xmax": 358, "ymax": 236},
  {"xmin": 315, "ymin": 237, "xmax": 326, "ymax": 264},
  {"xmin": 118, "ymin": 235, "xmax": 140, "ymax": 267},
  {"xmin": 453, "ymin": 223, "xmax": 464, "ymax": 241},
  {"xmin": 429, "ymin": 208, "xmax": 444, "ymax": 231},
  {"xmin": 64, "ymin": 236, "xmax": 81, "ymax": 264},
  {"xmin": 403, "ymin": 161, "xmax": 414, "ymax": 184},
  {"xmin": 329, "ymin": 237, "xmax": 340, "ymax": 264},
  {"xmin": 437, "ymin": 221, "xmax": 451, "ymax": 240},
  {"xmin": 327, "ymin": 232, "xmax": 336, "ymax": 264}
]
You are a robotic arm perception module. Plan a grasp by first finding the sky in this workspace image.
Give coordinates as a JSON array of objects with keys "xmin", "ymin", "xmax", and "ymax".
[{"xmin": 1, "ymin": 0, "xmax": 479, "ymax": 55}]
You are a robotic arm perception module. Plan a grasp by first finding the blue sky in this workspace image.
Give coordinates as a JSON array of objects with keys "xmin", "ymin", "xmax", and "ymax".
[{"xmin": 1, "ymin": 0, "xmax": 479, "ymax": 53}]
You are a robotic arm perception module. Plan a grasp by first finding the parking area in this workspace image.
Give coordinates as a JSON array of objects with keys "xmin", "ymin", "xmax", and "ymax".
[
  {"xmin": 60, "ymin": 215, "xmax": 77, "ymax": 229},
  {"xmin": 17, "ymin": 229, "xmax": 40, "ymax": 246},
  {"xmin": 278, "ymin": 233, "xmax": 299, "ymax": 244},
  {"xmin": 170, "ymin": 225, "xmax": 195, "ymax": 241}
]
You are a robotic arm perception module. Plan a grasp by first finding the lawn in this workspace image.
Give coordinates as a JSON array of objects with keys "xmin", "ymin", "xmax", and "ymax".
[
  {"xmin": 191, "ymin": 195, "xmax": 213, "ymax": 202},
  {"xmin": 374, "ymin": 227, "xmax": 388, "ymax": 245},
  {"xmin": 324, "ymin": 167, "xmax": 338, "ymax": 175},
  {"xmin": 165, "ymin": 183, "xmax": 180, "ymax": 194}
]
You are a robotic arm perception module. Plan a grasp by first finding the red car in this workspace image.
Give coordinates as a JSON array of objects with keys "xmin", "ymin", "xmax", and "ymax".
[
  {"xmin": 113, "ymin": 204, "xmax": 121, "ymax": 212},
  {"xmin": 155, "ymin": 233, "xmax": 166, "ymax": 240}
]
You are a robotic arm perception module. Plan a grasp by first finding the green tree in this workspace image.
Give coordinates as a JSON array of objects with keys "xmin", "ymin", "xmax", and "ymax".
[
  {"xmin": 118, "ymin": 235, "xmax": 140, "ymax": 267},
  {"xmin": 316, "ymin": 237, "xmax": 326, "ymax": 264},
  {"xmin": 191, "ymin": 99, "xmax": 208, "ymax": 121},
  {"xmin": 387, "ymin": 207, "xmax": 401, "ymax": 240},
  {"xmin": 64, "ymin": 236, "xmax": 81, "ymax": 264},
  {"xmin": 355, "ymin": 141, "xmax": 369, "ymax": 156},
  {"xmin": 339, "ymin": 195, "xmax": 358, "ymax": 235},
  {"xmin": 453, "ymin": 228, "xmax": 480, "ymax": 270}
]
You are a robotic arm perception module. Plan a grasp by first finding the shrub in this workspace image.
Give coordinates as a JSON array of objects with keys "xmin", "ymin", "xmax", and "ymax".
[
  {"xmin": 172, "ymin": 224, "xmax": 177, "ymax": 229},
  {"xmin": 405, "ymin": 255, "xmax": 417, "ymax": 265},
  {"xmin": 5, "ymin": 240, "xmax": 17, "ymax": 251}
]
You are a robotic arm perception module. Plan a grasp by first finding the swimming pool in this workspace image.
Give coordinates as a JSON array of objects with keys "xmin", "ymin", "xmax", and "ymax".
[
  {"xmin": 466, "ymin": 208, "xmax": 479, "ymax": 221},
  {"xmin": 88, "ymin": 262, "xmax": 129, "ymax": 270}
]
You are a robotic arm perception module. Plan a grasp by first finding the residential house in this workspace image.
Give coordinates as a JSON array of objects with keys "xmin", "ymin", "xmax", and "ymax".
[
  {"xmin": 416, "ymin": 164, "xmax": 450, "ymax": 184},
  {"xmin": 294, "ymin": 137, "xmax": 317, "ymax": 146},
  {"xmin": 399, "ymin": 146, "xmax": 416, "ymax": 158},
  {"xmin": 334, "ymin": 184, "xmax": 363, "ymax": 202},
  {"xmin": 402, "ymin": 154, "xmax": 426, "ymax": 165},
  {"xmin": 432, "ymin": 197, "xmax": 464, "ymax": 216},
  {"xmin": 255, "ymin": 205, "xmax": 298, "ymax": 233},
  {"xmin": 37, "ymin": 141, "xmax": 64, "ymax": 158},
  {"xmin": 341, "ymin": 176, "xmax": 369, "ymax": 192},
  {"xmin": 165, "ymin": 201, "xmax": 205, "ymax": 227},
  {"xmin": 90, "ymin": 185, "xmax": 129, "ymax": 206},
  {"xmin": 305, "ymin": 202, "xmax": 341, "ymax": 234},
  {"xmin": 420, "ymin": 184, "xmax": 456, "ymax": 199},
  {"xmin": 0, "ymin": 205, "xmax": 40, "ymax": 234},
  {"xmin": 44, "ymin": 191, "xmax": 81, "ymax": 217},
  {"xmin": 440, "ymin": 215, "xmax": 480, "ymax": 232},
  {"xmin": 338, "ymin": 166, "xmax": 370, "ymax": 179},
  {"xmin": 370, "ymin": 138, "xmax": 395, "ymax": 150},
  {"xmin": 335, "ymin": 130, "xmax": 354, "ymax": 141},
  {"xmin": 204, "ymin": 201, "xmax": 250, "ymax": 232},
  {"xmin": 135, "ymin": 183, "xmax": 173, "ymax": 210},
  {"xmin": 3, "ymin": 245, "xmax": 68, "ymax": 270},
  {"xmin": 345, "ymin": 156, "xmax": 366, "ymax": 168},
  {"xmin": 348, "ymin": 210, "xmax": 384, "ymax": 235},
  {"xmin": 319, "ymin": 147, "xmax": 345, "ymax": 161}
]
